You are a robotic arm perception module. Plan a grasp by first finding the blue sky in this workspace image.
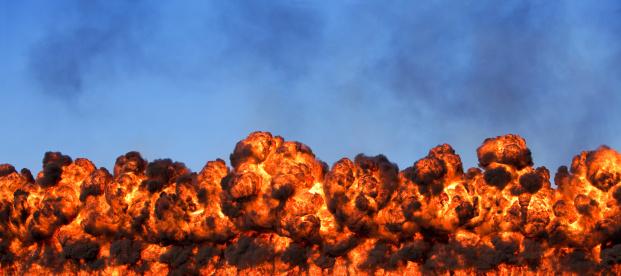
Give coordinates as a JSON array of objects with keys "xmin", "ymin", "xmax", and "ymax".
[{"xmin": 1, "ymin": 1, "xmax": 620, "ymax": 173}]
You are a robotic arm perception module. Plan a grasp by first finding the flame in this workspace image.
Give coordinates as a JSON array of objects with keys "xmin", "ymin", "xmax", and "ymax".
[{"xmin": 0, "ymin": 132, "xmax": 620, "ymax": 274}]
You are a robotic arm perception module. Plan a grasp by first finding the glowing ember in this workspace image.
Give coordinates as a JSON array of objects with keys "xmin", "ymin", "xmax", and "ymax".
[{"xmin": 0, "ymin": 131, "xmax": 620, "ymax": 275}]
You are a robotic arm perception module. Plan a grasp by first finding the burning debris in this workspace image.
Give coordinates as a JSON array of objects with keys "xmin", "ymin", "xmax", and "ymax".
[{"xmin": 0, "ymin": 131, "xmax": 620, "ymax": 274}]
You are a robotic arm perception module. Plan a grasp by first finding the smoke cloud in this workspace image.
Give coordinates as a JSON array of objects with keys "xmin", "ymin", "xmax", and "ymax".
[{"xmin": 1, "ymin": 1, "xmax": 620, "ymax": 174}]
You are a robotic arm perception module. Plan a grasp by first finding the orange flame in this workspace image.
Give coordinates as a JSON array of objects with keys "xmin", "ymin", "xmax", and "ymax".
[{"xmin": 0, "ymin": 132, "xmax": 620, "ymax": 275}]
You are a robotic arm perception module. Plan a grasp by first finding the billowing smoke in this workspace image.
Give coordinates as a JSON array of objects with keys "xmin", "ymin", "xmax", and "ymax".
[
  {"xmin": 2, "ymin": 1, "xmax": 621, "ymax": 176},
  {"xmin": 0, "ymin": 131, "xmax": 620, "ymax": 274}
]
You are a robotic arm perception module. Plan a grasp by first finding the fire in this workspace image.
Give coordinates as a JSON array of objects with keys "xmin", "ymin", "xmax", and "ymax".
[{"xmin": 0, "ymin": 132, "xmax": 620, "ymax": 274}]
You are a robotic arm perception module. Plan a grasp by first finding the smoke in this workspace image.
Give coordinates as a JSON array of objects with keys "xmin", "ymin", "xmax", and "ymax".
[
  {"xmin": 3, "ymin": 0, "xmax": 621, "ymax": 173},
  {"xmin": 26, "ymin": 1, "xmax": 152, "ymax": 98}
]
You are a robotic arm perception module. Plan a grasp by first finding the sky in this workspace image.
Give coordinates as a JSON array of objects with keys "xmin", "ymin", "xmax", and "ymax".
[{"xmin": 1, "ymin": 1, "xmax": 621, "ymax": 175}]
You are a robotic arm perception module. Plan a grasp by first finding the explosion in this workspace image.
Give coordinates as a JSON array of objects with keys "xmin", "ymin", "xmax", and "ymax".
[{"xmin": 0, "ymin": 132, "xmax": 620, "ymax": 275}]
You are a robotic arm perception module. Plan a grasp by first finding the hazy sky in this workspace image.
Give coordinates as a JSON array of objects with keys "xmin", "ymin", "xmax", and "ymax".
[{"xmin": 2, "ymin": 1, "xmax": 620, "ymax": 174}]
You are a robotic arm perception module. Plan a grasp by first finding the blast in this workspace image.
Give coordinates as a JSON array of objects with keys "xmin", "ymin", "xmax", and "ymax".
[{"xmin": 0, "ymin": 132, "xmax": 620, "ymax": 274}]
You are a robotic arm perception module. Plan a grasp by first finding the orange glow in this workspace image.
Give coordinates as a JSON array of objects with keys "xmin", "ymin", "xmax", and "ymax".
[{"xmin": 0, "ymin": 132, "xmax": 620, "ymax": 274}]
